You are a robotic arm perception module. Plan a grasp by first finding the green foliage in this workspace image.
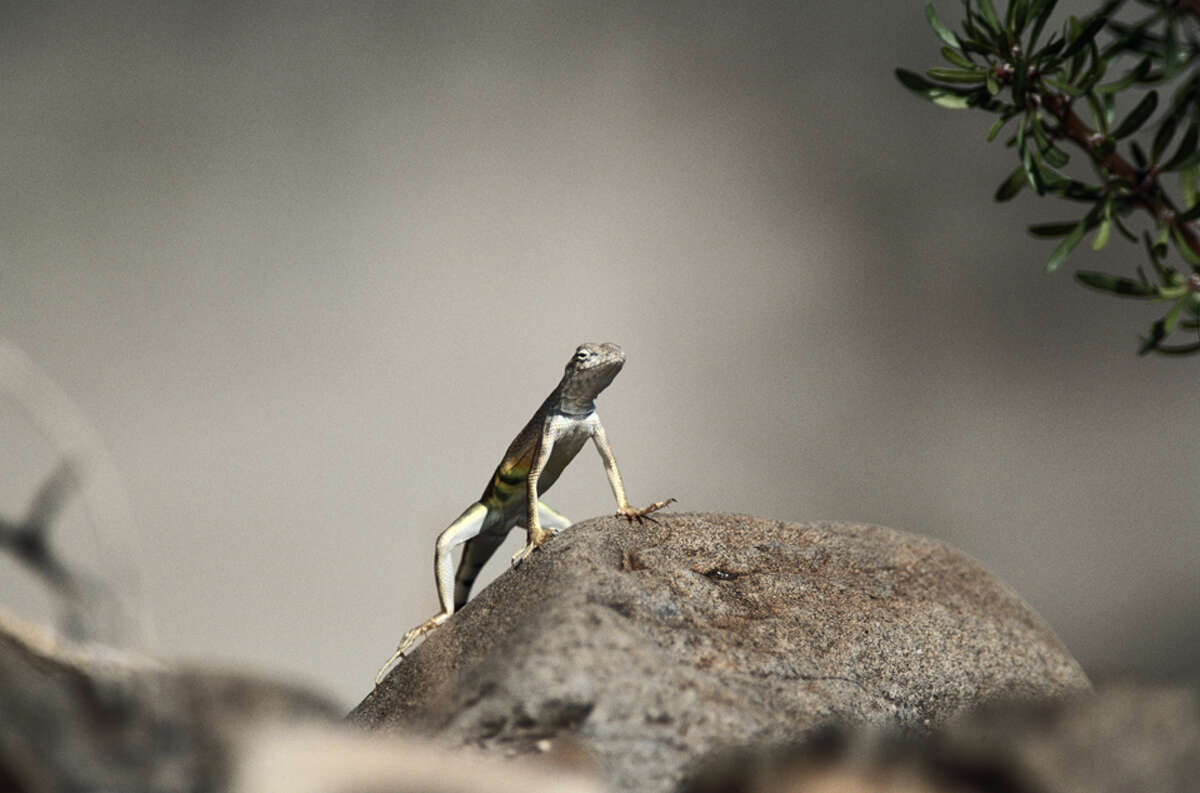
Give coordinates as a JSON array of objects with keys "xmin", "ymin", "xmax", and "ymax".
[{"xmin": 898, "ymin": 0, "xmax": 1200, "ymax": 355}]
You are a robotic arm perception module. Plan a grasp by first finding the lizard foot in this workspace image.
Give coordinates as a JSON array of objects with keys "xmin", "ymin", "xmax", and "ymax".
[
  {"xmin": 374, "ymin": 613, "xmax": 449, "ymax": 685},
  {"xmin": 511, "ymin": 529, "xmax": 551, "ymax": 568},
  {"xmin": 618, "ymin": 497, "xmax": 676, "ymax": 523}
]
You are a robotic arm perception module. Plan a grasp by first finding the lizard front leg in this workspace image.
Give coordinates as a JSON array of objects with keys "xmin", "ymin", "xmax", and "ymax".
[
  {"xmin": 511, "ymin": 431, "xmax": 555, "ymax": 567},
  {"xmin": 592, "ymin": 422, "xmax": 675, "ymax": 521},
  {"xmin": 619, "ymin": 497, "xmax": 677, "ymax": 520}
]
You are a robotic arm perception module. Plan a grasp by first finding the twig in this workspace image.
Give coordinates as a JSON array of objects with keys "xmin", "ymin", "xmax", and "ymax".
[{"xmin": 1040, "ymin": 90, "xmax": 1200, "ymax": 265}]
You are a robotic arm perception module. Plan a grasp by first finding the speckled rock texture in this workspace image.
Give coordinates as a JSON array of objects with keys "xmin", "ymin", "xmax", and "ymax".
[{"xmin": 350, "ymin": 513, "xmax": 1089, "ymax": 793}]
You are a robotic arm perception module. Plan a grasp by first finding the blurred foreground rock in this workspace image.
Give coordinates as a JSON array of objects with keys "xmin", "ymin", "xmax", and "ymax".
[
  {"xmin": 353, "ymin": 513, "xmax": 1089, "ymax": 793},
  {"xmin": 679, "ymin": 681, "xmax": 1200, "ymax": 793},
  {"xmin": 0, "ymin": 609, "xmax": 603, "ymax": 793}
]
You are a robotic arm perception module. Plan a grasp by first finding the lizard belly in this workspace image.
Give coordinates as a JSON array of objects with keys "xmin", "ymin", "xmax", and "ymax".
[
  {"xmin": 485, "ymin": 413, "xmax": 596, "ymax": 521},
  {"xmin": 536, "ymin": 419, "xmax": 592, "ymax": 493}
]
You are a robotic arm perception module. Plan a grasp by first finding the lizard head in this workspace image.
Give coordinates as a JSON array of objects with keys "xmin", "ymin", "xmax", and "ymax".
[{"xmin": 559, "ymin": 342, "xmax": 625, "ymax": 407}]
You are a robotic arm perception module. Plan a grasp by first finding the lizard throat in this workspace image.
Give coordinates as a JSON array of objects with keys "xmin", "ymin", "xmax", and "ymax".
[{"xmin": 555, "ymin": 404, "xmax": 595, "ymax": 419}]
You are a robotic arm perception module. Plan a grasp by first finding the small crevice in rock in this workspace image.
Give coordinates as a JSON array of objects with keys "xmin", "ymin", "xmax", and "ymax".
[
  {"xmin": 798, "ymin": 674, "xmax": 869, "ymax": 695},
  {"xmin": 600, "ymin": 599, "xmax": 636, "ymax": 619},
  {"xmin": 477, "ymin": 715, "xmax": 507, "ymax": 740},
  {"xmin": 540, "ymin": 699, "xmax": 594, "ymax": 730},
  {"xmin": 476, "ymin": 700, "xmax": 595, "ymax": 749}
]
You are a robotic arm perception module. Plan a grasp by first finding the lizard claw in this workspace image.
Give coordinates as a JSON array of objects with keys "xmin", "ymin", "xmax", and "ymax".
[
  {"xmin": 617, "ymin": 498, "xmax": 676, "ymax": 523},
  {"xmin": 375, "ymin": 647, "xmax": 408, "ymax": 686},
  {"xmin": 375, "ymin": 614, "xmax": 447, "ymax": 685},
  {"xmin": 511, "ymin": 536, "xmax": 546, "ymax": 568},
  {"xmin": 511, "ymin": 543, "xmax": 535, "ymax": 568}
]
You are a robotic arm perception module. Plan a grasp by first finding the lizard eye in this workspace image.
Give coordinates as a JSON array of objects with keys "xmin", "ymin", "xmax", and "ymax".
[{"xmin": 575, "ymin": 348, "xmax": 590, "ymax": 360}]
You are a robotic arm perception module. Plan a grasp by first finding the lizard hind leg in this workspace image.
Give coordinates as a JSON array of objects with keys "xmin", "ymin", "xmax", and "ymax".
[
  {"xmin": 375, "ymin": 502, "xmax": 489, "ymax": 685},
  {"xmin": 510, "ymin": 501, "xmax": 571, "ymax": 567},
  {"xmin": 454, "ymin": 530, "xmax": 506, "ymax": 610},
  {"xmin": 509, "ymin": 501, "xmax": 574, "ymax": 568},
  {"xmin": 455, "ymin": 505, "xmax": 564, "ymax": 607},
  {"xmin": 536, "ymin": 500, "xmax": 572, "ymax": 535}
]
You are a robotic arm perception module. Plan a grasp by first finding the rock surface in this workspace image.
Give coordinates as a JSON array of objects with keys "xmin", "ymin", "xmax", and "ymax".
[
  {"xmin": 351, "ymin": 513, "xmax": 1089, "ymax": 793},
  {"xmin": 0, "ymin": 609, "xmax": 604, "ymax": 793},
  {"xmin": 0, "ymin": 609, "xmax": 341, "ymax": 793},
  {"xmin": 934, "ymin": 681, "xmax": 1200, "ymax": 793},
  {"xmin": 679, "ymin": 682, "xmax": 1200, "ymax": 793}
]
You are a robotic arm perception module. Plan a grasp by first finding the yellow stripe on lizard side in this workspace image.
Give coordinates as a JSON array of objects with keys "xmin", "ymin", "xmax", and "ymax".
[{"xmin": 482, "ymin": 455, "xmax": 531, "ymax": 508}]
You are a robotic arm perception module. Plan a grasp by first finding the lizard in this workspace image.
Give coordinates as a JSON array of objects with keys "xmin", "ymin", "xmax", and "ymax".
[{"xmin": 375, "ymin": 342, "xmax": 673, "ymax": 684}]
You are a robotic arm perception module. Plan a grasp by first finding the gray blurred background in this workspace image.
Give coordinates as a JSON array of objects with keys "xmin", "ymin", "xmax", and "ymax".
[{"xmin": 0, "ymin": 1, "xmax": 1196, "ymax": 707}]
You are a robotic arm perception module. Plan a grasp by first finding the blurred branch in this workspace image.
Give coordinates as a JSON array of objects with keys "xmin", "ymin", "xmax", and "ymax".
[
  {"xmin": 0, "ymin": 338, "xmax": 148, "ymax": 644},
  {"xmin": 0, "ymin": 460, "xmax": 81, "ymax": 597}
]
